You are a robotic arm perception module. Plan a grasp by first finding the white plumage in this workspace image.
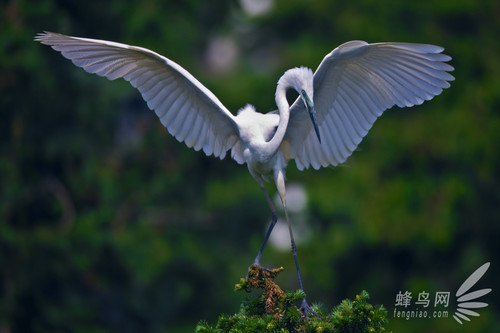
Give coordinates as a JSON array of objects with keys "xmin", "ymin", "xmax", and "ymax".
[{"xmin": 286, "ymin": 41, "xmax": 454, "ymax": 170}]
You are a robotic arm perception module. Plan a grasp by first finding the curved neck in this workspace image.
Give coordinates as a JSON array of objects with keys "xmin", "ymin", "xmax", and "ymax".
[
  {"xmin": 259, "ymin": 67, "xmax": 313, "ymax": 160},
  {"xmin": 260, "ymin": 83, "xmax": 290, "ymax": 158}
]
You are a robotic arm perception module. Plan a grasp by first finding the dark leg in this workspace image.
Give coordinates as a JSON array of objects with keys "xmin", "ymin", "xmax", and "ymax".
[
  {"xmin": 274, "ymin": 169, "xmax": 319, "ymax": 320},
  {"xmin": 283, "ymin": 207, "xmax": 320, "ymax": 320},
  {"xmin": 247, "ymin": 182, "xmax": 278, "ymax": 278},
  {"xmin": 253, "ymin": 211, "xmax": 277, "ymax": 266}
]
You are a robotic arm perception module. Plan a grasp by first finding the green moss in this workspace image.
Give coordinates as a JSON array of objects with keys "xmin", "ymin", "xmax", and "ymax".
[{"xmin": 196, "ymin": 265, "xmax": 388, "ymax": 333}]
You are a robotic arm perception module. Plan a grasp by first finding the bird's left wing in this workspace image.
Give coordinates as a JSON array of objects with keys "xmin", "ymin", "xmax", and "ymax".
[
  {"xmin": 36, "ymin": 32, "xmax": 241, "ymax": 159},
  {"xmin": 284, "ymin": 41, "xmax": 454, "ymax": 170}
]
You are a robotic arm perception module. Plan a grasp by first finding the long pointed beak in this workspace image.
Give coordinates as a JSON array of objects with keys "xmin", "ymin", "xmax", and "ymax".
[
  {"xmin": 308, "ymin": 105, "xmax": 321, "ymax": 144},
  {"xmin": 301, "ymin": 90, "xmax": 321, "ymax": 143}
]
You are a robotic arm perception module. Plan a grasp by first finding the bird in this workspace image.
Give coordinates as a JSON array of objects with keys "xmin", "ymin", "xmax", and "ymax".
[{"xmin": 35, "ymin": 31, "xmax": 454, "ymax": 318}]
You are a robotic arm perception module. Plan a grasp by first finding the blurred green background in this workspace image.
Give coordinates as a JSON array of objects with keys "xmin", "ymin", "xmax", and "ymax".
[{"xmin": 1, "ymin": 0, "xmax": 499, "ymax": 332}]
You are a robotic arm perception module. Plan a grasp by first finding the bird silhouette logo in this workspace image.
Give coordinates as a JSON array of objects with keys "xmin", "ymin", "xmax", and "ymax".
[{"xmin": 453, "ymin": 262, "xmax": 492, "ymax": 324}]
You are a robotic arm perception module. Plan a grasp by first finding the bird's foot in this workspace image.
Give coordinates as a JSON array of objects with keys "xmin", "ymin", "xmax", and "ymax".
[
  {"xmin": 245, "ymin": 261, "xmax": 273, "ymax": 280},
  {"xmin": 237, "ymin": 263, "xmax": 284, "ymax": 292},
  {"xmin": 299, "ymin": 298, "xmax": 322, "ymax": 321}
]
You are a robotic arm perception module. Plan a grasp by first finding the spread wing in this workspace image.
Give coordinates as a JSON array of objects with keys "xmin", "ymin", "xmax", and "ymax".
[
  {"xmin": 36, "ymin": 32, "xmax": 241, "ymax": 159},
  {"xmin": 285, "ymin": 41, "xmax": 454, "ymax": 170}
]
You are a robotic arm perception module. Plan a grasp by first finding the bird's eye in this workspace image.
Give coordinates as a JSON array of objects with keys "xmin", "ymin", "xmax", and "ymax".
[{"xmin": 301, "ymin": 89, "xmax": 314, "ymax": 108}]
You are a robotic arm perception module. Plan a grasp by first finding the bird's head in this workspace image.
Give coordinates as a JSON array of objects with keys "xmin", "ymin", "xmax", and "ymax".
[{"xmin": 277, "ymin": 67, "xmax": 321, "ymax": 144}]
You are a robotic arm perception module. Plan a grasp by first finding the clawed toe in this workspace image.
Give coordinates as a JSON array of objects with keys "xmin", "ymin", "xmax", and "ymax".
[
  {"xmin": 241, "ymin": 264, "xmax": 320, "ymax": 321},
  {"xmin": 299, "ymin": 298, "xmax": 321, "ymax": 320},
  {"xmin": 246, "ymin": 262, "xmax": 274, "ymax": 279}
]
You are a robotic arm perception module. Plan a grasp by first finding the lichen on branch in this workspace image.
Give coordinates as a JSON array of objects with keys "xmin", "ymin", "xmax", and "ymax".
[{"xmin": 196, "ymin": 265, "xmax": 388, "ymax": 332}]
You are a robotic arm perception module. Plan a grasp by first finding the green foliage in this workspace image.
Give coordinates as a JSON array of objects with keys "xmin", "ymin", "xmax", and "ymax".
[
  {"xmin": 196, "ymin": 266, "xmax": 387, "ymax": 333},
  {"xmin": 329, "ymin": 292, "xmax": 387, "ymax": 333}
]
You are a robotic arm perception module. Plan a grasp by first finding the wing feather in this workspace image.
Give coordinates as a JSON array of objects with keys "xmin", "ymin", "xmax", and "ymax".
[
  {"xmin": 322, "ymin": 114, "xmax": 342, "ymax": 161},
  {"xmin": 36, "ymin": 32, "xmax": 241, "ymax": 160},
  {"xmin": 186, "ymin": 112, "xmax": 204, "ymax": 148},
  {"xmin": 196, "ymin": 121, "xmax": 209, "ymax": 152},
  {"xmin": 285, "ymin": 41, "xmax": 454, "ymax": 170}
]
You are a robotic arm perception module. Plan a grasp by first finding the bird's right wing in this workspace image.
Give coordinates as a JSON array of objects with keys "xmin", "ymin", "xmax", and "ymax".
[
  {"xmin": 285, "ymin": 41, "xmax": 454, "ymax": 170},
  {"xmin": 36, "ymin": 32, "xmax": 241, "ymax": 160}
]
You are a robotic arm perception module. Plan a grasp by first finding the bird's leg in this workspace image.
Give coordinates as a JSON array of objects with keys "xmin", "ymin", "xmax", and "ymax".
[
  {"xmin": 276, "ymin": 170, "xmax": 320, "ymax": 320},
  {"xmin": 252, "ymin": 185, "xmax": 278, "ymax": 267},
  {"xmin": 283, "ymin": 205, "xmax": 320, "ymax": 320},
  {"xmin": 247, "ymin": 181, "xmax": 278, "ymax": 278}
]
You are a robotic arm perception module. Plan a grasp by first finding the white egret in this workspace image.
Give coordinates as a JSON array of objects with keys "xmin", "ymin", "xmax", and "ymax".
[{"xmin": 35, "ymin": 32, "xmax": 454, "ymax": 318}]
